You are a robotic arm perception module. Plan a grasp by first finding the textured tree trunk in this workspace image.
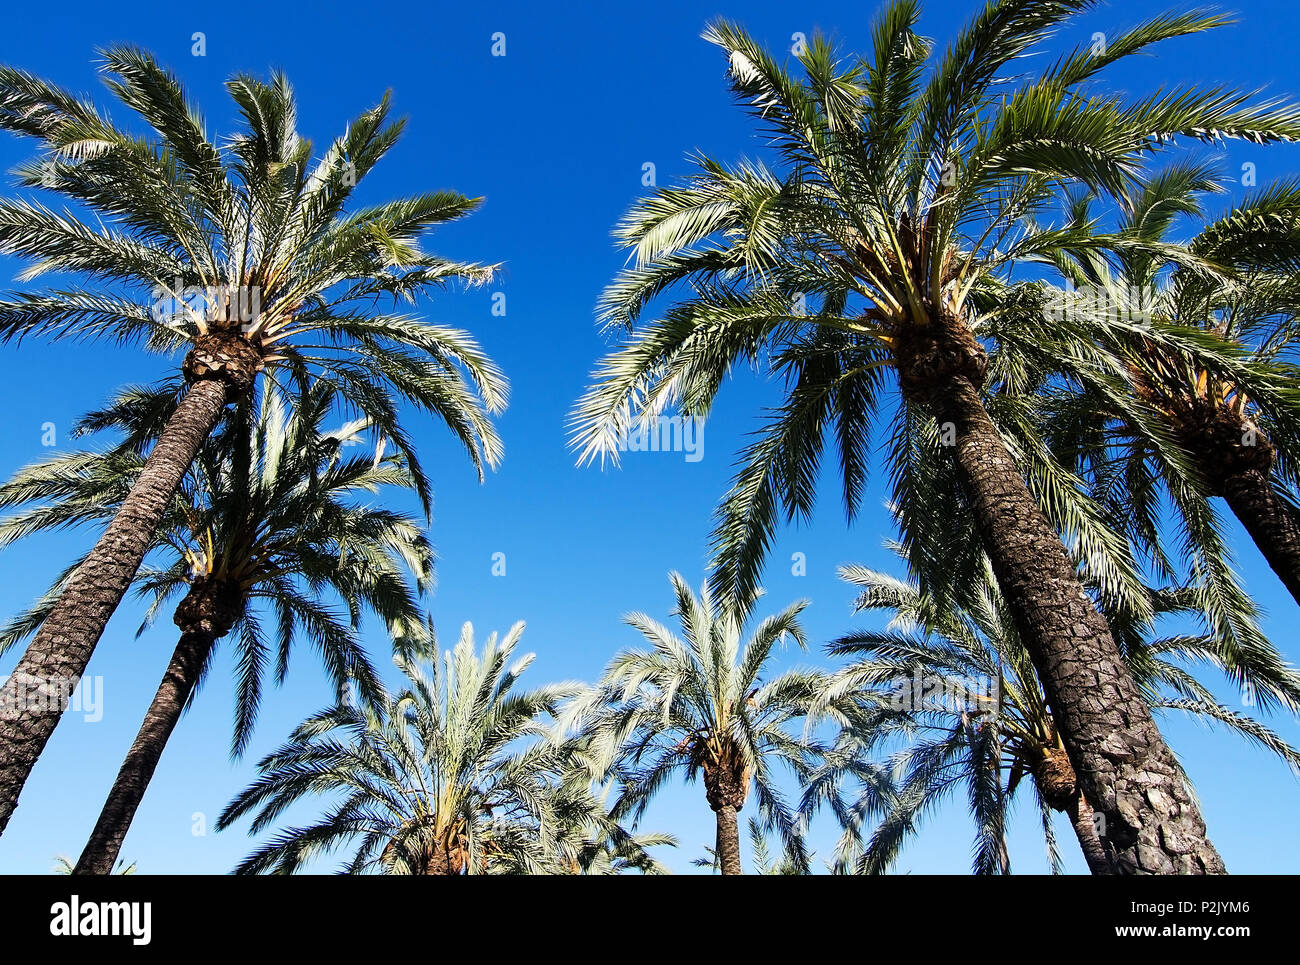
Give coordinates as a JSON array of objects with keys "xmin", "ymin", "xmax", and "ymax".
[
  {"xmin": 932, "ymin": 378, "xmax": 1224, "ymax": 874},
  {"xmin": 73, "ymin": 628, "xmax": 216, "ymax": 874},
  {"xmin": 714, "ymin": 805, "xmax": 743, "ymax": 876},
  {"xmin": 0, "ymin": 377, "xmax": 230, "ymax": 836},
  {"xmin": 1066, "ymin": 790, "xmax": 1116, "ymax": 875},
  {"xmin": 1222, "ymin": 467, "xmax": 1300, "ymax": 607}
]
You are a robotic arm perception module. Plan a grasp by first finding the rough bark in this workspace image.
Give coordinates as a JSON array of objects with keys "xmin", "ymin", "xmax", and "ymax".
[
  {"xmin": 381, "ymin": 830, "xmax": 466, "ymax": 875},
  {"xmin": 73, "ymin": 575, "xmax": 242, "ymax": 874},
  {"xmin": 700, "ymin": 738, "xmax": 748, "ymax": 875},
  {"xmin": 1166, "ymin": 399, "xmax": 1300, "ymax": 608},
  {"xmin": 1222, "ymin": 467, "xmax": 1300, "ymax": 607},
  {"xmin": 929, "ymin": 377, "xmax": 1224, "ymax": 874},
  {"xmin": 0, "ymin": 375, "xmax": 233, "ymax": 836},
  {"xmin": 73, "ymin": 628, "xmax": 215, "ymax": 874},
  {"xmin": 1066, "ymin": 790, "xmax": 1117, "ymax": 875},
  {"xmin": 0, "ymin": 330, "xmax": 261, "ymax": 838},
  {"xmin": 714, "ymin": 804, "xmax": 743, "ymax": 876}
]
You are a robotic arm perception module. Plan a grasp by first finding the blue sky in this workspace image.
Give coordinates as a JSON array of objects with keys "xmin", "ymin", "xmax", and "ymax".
[{"xmin": 1, "ymin": 0, "xmax": 1299, "ymax": 874}]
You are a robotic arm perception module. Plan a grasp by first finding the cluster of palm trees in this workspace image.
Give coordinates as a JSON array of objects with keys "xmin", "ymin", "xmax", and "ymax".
[{"xmin": 2, "ymin": 0, "xmax": 1300, "ymax": 874}]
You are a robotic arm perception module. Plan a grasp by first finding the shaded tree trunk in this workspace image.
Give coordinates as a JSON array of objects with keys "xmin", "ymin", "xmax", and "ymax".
[
  {"xmin": 73, "ymin": 626, "xmax": 216, "ymax": 874},
  {"xmin": 1033, "ymin": 745, "xmax": 1115, "ymax": 874},
  {"xmin": 0, "ymin": 376, "xmax": 232, "ymax": 836},
  {"xmin": 1066, "ymin": 790, "xmax": 1116, "ymax": 875},
  {"xmin": 1174, "ymin": 402, "xmax": 1300, "ymax": 608},
  {"xmin": 931, "ymin": 377, "xmax": 1223, "ymax": 874},
  {"xmin": 1222, "ymin": 467, "xmax": 1300, "ymax": 607},
  {"xmin": 714, "ymin": 805, "xmax": 743, "ymax": 876},
  {"xmin": 702, "ymin": 742, "xmax": 748, "ymax": 875},
  {"xmin": 382, "ymin": 831, "xmax": 467, "ymax": 875}
]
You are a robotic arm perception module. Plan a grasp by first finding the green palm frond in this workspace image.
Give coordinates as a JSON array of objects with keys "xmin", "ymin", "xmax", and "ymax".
[
  {"xmin": 0, "ymin": 49, "xmax": 507, "ymax": 512},
  {"xmin": 219, "ymin": 623, "xmax": 660, "ymax": 875},
  {"xmin": 572, "ymin": 3, "xmax": 1300, "ymax": 614},
  {"xmin": 811, "ymin": 545, "xmax": 1300, "ymax": 873},
  {"xmin": 562, "ymin": 573, "xmax": 836, "ymax": 873},
  {"xmin": 0, "ymin": 379, "xmax": 433, "ymax": 753}
]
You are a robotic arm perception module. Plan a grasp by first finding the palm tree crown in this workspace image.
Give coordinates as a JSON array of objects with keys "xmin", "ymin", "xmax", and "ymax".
[
  {"xmin": 573, "ymin": 6, "xmax": 1299, "ymax": 604},
  {"xmin": 218, "ymin": 622, "xmax": 638, "ymax": 875},
  {"xmin": 0, "ymin": 380, "xmax": 432, "ymax": 749},
  {"xmin": 0, "ymin": 47, "xmax": 507, "ymax": 499},
  {"xmin": 567, "ymin": 573, "xmax": 826, "ymax": 874},
  {"xmin": 811, "ymin": 552, "xmax": 1300, "ymax": 874},
  {"xmin": 1037, "ymin": 171, "xmax": 1300, "ymax": 610}
]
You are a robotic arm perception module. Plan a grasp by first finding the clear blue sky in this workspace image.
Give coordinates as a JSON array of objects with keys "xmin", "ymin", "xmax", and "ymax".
[{"xmin": 1, "ymin": 0, "xmax": 1298, "ymax": 874}]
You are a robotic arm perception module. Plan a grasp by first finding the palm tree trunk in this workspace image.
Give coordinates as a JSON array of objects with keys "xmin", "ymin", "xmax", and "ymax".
[
  {"xmin": 932, "ymin": 377, "xmax": 1224, "ymax": 874},
  {"xmin": 73, "ymin": 627, "xmax": 216, "ymax": 874},
  {"xmin": 1222, "ymin": 467, "xmax": 1300, "ymax": 607},
  {"xmin": 0, "ymin": 376, "xmax": 230, "ymax": 836},
  {"xmin": 714, "ymin": 805, "xmax": 743, "ymax": 875},
  {"xmin": 1066, "ymin": 790, "xmax": 1116, "ymax": 875}
]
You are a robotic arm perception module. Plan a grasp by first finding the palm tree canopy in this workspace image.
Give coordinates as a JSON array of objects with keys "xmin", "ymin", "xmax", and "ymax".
[
  {"xmin": 570, "ymin": 3, "xmax": 1300, "ymax": 609},
  {"xmin": 809, "ymin": 548, "xmax": 1300, "ymax": 874},
  {"xmin": 1034, "ymin": 172, "xmax": 1300, "ymax": 561},
  {"xmin": 564, "ymin": 573, "xmax": 829, "ymax": 867},
  {"xmin": 217, "ymin": 621, "xmax": 656, "ymax": 875},
  {"xmin": 0, "ymin": 380, "xmax": 433, "ymax": 752},
  {"xmin": 0, "ymin": 47, "xmax": 508, "ymax": 509}
]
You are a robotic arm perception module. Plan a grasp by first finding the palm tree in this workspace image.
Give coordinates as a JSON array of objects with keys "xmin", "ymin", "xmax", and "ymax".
[
  {"xmin": 571, "ymin": 3, "xmax": 1300, "ymax": 872},
  {"xmin": 1038, "ymin": 170, "xmax": 1300, "ymax": 607},
  {"xmin": 0, "ymin": 380, "xmax": 433, "ymax": 872},
  {"xmin": 0, "ymin": 49, "xmax": 506, "ymax": 832},
  {"xmin": 218, "ymin": 622, "xmax": 639, "ymax": 875},
  {"xmin": 693, "ymin": 816, "xmax": 810, "ymax": 874},
  {"xmin": 809, "ymin": 555, "xmax": 1300, "ymax": 874},
  {"xmin": 565, "ymin": 573, "xmax": 825, "ymax": 875}
]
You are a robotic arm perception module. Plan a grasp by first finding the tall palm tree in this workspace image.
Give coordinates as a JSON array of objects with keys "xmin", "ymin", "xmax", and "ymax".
[
  {"xmin": 570, "ymin": 3, "xmax": 1300, "ymax": 872},
  {"xmin": 1039, "ymin": 171, "xmax": 1300, "ymax": 606},
  {"xmin": 808, "ymin": 555, "xmax": 1300, "ymax": 874},
  {"xmin": 565, "ymin": 573, "xmax": 825, "ymax": 875},
  {"xmin": 218, "ymin": 622, "xmax": 640, "ymax": 875},
  {"xmin": 0, "ymin": 49, "xmax": 506, "ymax": 832},
  {"xmin": 0, "ymin": 381, "xmax": 433, "ymax": 873}
]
